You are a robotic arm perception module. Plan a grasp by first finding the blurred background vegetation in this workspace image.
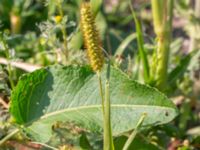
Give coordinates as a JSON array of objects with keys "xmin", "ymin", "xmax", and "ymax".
[{"xmin": 0, "ymin": 0, "xmax": 199, "ymax": 149}]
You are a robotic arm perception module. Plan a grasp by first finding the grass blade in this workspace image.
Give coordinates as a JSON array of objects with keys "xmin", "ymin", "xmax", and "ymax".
[{"xmin": 129, "ymin": 0, "xmax": 150, "ymax": 82}]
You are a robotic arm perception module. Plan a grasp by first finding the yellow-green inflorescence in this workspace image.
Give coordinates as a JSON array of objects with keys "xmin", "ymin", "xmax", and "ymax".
[{"xmin": 80, "ymin": 2, "xmax": 104, "ymax": 72}]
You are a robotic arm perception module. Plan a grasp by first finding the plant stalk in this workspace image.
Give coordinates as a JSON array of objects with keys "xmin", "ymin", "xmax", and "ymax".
[
  {"xmin": 97, "ymin": 72, "xmax": 105, "ymax": 114},
  {"xmin": 103, "ymin": 62, "xmax": 114, "ymax": 150},
  {"xmin": 104, "ymin": 80, "xmax": 114, "ymax": 150},
  {"xmin": 151, "ymin": 0, "xmax": 174, "ymax": 90},
  {"xmin": 57, "ymin": 0, "xmax": 68, "ymax": 59},
  {"xmin": 122, "ymin": 113, "xmax": 147, "ymax": 150},
  {"xmin": 0, "ymin": 34, "xmax": 15, "ymax": 89}
]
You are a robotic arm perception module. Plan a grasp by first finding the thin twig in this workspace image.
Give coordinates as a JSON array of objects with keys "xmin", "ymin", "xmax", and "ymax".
[
  {"xmin": 31, "ymin": 142, "xmax": 58, "ymax": 150},
  {"xmin": 0, "ymin": 129, "xmax": 20, "ymax": 146},
  {"xmin": 7, "ymin": 140, "xmax": 42, "ymax": 149},
  {"xmin": 0, "ymin": 97, "xmax": 9, "ymax": 109},
  {"xmin": 0, "ymin": 57, "xmax": 41, "ymax": 72}
]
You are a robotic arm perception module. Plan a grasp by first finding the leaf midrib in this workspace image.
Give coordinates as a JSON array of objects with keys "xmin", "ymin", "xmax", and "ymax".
[{"xmin": 40, "ymin": 104, "xmax": 175, "ymax": 120}]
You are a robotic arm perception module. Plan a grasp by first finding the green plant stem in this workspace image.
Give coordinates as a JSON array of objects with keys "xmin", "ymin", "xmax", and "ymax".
[
  {"xmin": 122, "ymin": 113, "xmax": 147, "ymax": 150},
  {"xmin": 151, "ymin": 0, "xmax": 173, "ymax": 90},
  {"xmin": 0, "ymin": 128, "xmax": 20, "ymax": 146},
  {"xmin": 57, "ymin": 0, "xmax": 68, "ymax": 58},
  {"xmin": 104, "ymin": 80, "xmax": 114, "ymax": 150},
  {"xmin": 0, "ymin": 34, "xmax": 15, "ymax": 89},
  {"xmin": 97, "ymin": 72, "xmax": 104, "ymax": 114},
  {"xmin": 103, "ymin": 62, "xmax": 114, "ymax": 150}
]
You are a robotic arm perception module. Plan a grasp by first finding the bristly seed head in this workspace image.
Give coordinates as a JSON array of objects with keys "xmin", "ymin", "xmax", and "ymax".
[{"xmin": 80, "ymin": 2, "xmax": 104, "ymax": 73}]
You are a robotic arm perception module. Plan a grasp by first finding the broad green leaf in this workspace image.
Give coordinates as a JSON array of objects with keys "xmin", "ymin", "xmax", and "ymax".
[{"xmin": 10, "ymin": 65, "xmax": 178, "ymax": 143}]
